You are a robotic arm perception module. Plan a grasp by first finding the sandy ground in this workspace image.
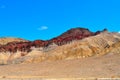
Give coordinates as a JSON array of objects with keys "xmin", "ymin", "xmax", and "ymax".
[{"xmin": 0, "ymin": 53, "xmax": 120, "ymax": 79}]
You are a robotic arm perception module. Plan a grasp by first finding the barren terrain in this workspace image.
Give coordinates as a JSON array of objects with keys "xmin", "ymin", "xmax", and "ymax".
[{"xmin": 0, "ymin": 52, "xmax": 120, "ymax": 79}]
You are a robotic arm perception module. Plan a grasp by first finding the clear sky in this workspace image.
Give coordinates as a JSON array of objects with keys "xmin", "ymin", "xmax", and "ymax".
[{"xmin": 0, "ymin": 0, "xmax": 120, "ymax": 40}]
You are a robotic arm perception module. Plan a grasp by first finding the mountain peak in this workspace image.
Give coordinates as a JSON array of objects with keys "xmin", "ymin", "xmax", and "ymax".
[{"xmin": 57, "ymin": 27, "xmax": 93, "ymax": 38}]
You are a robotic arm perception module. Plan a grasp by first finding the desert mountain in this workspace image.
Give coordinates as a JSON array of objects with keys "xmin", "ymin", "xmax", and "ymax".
[
  {"xmin": 50, "ymin": 27, "xmax": 107, "ymax": 45},
  {"xmin": 0, "ymin": 29, "xmax": 120, "ymax": 78},
  {"xmin": 21, "ymin": 31, "xmax": 120, "ymax": 63},
  {"xmin": 0, "ymin": 27, "xmax": 120, "ymax": 64},
  {"xmin": 0, "ymin": 27, "xmax": 119, "ymax": 64},
  {"xmin": 0, "ymin": 28, "xmax": 105, "ymax": 53}
]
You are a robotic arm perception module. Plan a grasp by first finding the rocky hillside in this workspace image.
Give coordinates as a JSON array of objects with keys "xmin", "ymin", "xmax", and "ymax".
[
  {"xmin": 0, "ymin": 28, "xmax": 119, "ymax": 64},
  {"xmin": 0, "ymin": 28, "xmax": 105, "ymax": 53},
  {"xmin": 50, "ymin": 27, "xmax": 107, "ymax": 45},
  {"xmin": 20, "ymin": 31, "xmax": 120, "ymax": 63}
]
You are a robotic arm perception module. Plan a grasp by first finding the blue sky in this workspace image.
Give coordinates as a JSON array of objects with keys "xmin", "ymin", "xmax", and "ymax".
[{"xmin": 0, "ymin": 0, "xmax": 120, "ymax": 40}]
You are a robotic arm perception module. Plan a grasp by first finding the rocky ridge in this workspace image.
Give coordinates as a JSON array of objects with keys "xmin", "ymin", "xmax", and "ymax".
[{"xmin": 0, "ymin": 27, "xmax": 103, "ymax": 53}]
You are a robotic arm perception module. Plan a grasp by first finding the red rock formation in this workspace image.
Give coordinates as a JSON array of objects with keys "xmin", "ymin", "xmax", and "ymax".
[
  {"xmin": 31, "ymin": 40, "xmax": 45, "ymax": 47},
  {"xmin": 49, "ymin": 27, "xmax": 95, "ymax": 45},
  {"xmin": 0, "ymin": 27, "xmax": 107, "ymax": 53}
]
